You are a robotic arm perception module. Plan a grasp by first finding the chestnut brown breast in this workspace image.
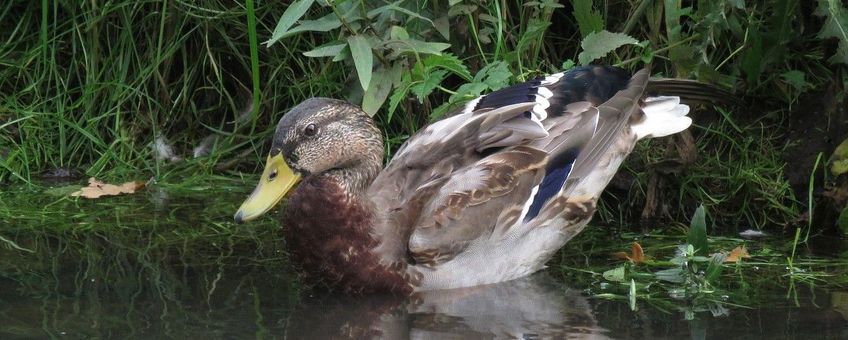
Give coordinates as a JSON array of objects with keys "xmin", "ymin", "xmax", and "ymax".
[{"xmin": 283, "ymin": 176, "xmax": 414, "ymax": 294}]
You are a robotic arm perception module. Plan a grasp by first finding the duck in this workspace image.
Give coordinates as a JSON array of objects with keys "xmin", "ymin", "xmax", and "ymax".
[{"xmin": 234, "ymin": 65, "xmax": 692, "ymax": 295}]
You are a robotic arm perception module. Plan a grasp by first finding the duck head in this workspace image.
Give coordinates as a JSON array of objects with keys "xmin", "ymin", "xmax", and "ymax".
[{"xmin": 234, "ymin": 98, "xmax": 383, "ymax": 223}]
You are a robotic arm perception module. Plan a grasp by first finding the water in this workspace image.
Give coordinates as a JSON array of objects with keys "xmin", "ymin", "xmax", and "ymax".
[{"xmin": 1, "ymin": 183, "xmax": 847, "ymax": 339}]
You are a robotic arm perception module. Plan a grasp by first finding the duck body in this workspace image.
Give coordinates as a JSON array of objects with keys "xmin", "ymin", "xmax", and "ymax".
[{"xmin": 236, "ymin": 65, "xmax": 692, "ymax": 294}]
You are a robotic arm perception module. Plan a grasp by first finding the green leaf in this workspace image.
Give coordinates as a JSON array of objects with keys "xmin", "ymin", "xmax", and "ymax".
[
  {"xmin": 411, "ymin": 70, "xmax": 448, "ymax": 102},
  {"xmin": 561, "ymin": 59, "xmax": 575, "ymax": 70},
  {"xmin": 475, "ymin": 61, "xmax": 512, "ymax": 90},
  {"xmin": 815, "ymin": 0, "xmax": 848, "ymax": 65},
  {"xmin": 389, "ymin": 26, "xmax": 409, "ymax": 40},
  {"xmin": 687, "ymin": 205, "xmax": 709, "ymax": 256},
  {"xmin": 832, "ymin": 137, "xmax": 848, "ymax": 176},
  {"xmin": 269, "ymin": 12, "xmax": 343, "ymax": 43},
  {"xmin": 577, "ymin": 30, "xmax": 639, "ymax": 65},
  {"xmin": 781, "ymin": 70, "xmax": 808, "ymax": 90},
  {"xmin": 267, "ymin": 0, "xmax": 315, "ymax": 46},
  {"xmin": 348, "ymin": 35, "xmax": 373, "ymax": 91},
  {"xmin": 572, "ymin": 0, "xmax": 604, "ymax": 37},
  {"xmin": 385, "ymin": 39, "xmax": 451, "ymax": 57},
  {"xmin": 367, "ymin": 1, "xmax": 434, "ymax": 25},
  {"xmin": 655, "ymin": 267, "xmax": 686, "ymax": 283},
  {"xmin": 704, "ymin": 253, "xmax": 726, "ymax": 284},
  {"xmin": 838, "ymin": 206, "xmax": 848, "ymax": 234},
  {"xmin": 362, "ymin": 65, "xmax": 397, "ymax": 116},
  {"xmin": 302, "ymin": 42, "xmax": 346, "ymax": 57},
  {"xmin": 424, "ymin": 54, "xmax": 471, "ymax": 81},
  {"xmin": 628, "ymin": 279, "xmax": 637, "ymax": 311},
  {"xmin": 603, "ymin": 266, "xmax": 626, "ymax": 282}
]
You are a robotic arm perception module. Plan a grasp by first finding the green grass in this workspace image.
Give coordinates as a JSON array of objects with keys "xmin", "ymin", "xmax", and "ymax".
[{"xmin": 2, "ymin": 0, "xmax": 846, "ymax": 231}]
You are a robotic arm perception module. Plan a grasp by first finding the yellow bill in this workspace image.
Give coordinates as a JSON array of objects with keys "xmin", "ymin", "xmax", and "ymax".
[{"xmin": 234, "ymin": 154, "xmax": 301, "ymax": 223}]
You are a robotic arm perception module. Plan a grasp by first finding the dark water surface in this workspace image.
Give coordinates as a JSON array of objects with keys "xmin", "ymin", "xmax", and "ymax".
[{"xmin": 1, "ymin": 184, "xmax": 847, "ymax": 339}]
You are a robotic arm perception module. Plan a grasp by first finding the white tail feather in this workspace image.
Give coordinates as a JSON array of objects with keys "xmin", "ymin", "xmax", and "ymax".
[{"xmin": 631, "ymin": 96, "xmax": 692, "ymax": 140}]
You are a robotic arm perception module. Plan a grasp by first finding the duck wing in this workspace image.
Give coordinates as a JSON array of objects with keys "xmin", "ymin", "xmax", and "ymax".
[{"xmin": 368, "ymin": 66, "xmax": 650, "ymax": 266}]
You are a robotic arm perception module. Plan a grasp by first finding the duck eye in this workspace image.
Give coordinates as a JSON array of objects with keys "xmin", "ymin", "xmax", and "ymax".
[
  {"xmin": 268, "ymin": 169, "xmax": 278, "ymax": 181},
  {"xmin": 303, "ymin": 123, "xmax": 318, "ymax": 137}
]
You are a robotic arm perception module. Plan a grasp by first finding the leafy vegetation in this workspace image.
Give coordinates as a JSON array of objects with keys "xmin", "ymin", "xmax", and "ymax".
[{"xmin": 2, "ymin": 0, "xmax": 848, "ymax": 230}]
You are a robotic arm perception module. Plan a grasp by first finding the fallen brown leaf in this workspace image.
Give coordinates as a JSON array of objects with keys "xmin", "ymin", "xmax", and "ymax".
[
  {"xmin": 724, "ymin": 245, "xmax": 751, "ymax": 263},
  {"xmin": 612, "ymin": 242, "xmax": 647, "ymax": 264},
  {"xmin": 71, "ymin": 177, "xmax": 146, "ymax": 199}
]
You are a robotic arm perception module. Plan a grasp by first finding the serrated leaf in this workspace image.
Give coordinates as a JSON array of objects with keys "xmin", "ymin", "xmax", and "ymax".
[
  {"xmin": 781, "ymin": 70, "xmax": 808, "ymax": 90},
  {"xmin": 687, "ymin": 205, "xmax": 708, "ymax": 256},
  {"xmin": 572, "ymin": 0, "xmax": 604, "ymax": 37},
  {"xmin": 267, "ymin": 0, "xmax": 316, "ymax": 46},
  {"xmin": 411, "ymin": 70, "xmax": 448, "ymax": 102},
  {"xmin": 424, "ymin": 54, "xmax": 471, "ymax": 80},
  {"xmin": 815, "ymin": 0, "xmax": 848, "ymax": 65},
  {"xmin": 348, "ymin": 35, "xmax": 373, "ymax": 91},
  {"xmin": 475, "ymin": 61, "xmax": 512, "ymax": 90},
  {"xmin": 303, "ymin": 42, "xmax": 346, "ymax": 57},
  {"xmin": 577, "ymin": 30, "xmax": 639, "ymax": 65}
]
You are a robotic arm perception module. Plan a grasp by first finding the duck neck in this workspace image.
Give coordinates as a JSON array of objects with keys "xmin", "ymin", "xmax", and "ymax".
[{"xmin": 322, "ymin": 159, "xmax": 380, "ymax": 197}]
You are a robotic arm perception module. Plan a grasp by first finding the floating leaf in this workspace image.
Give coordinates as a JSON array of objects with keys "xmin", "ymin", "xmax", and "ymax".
[
  {"xmin": 814, "ymin": 0, "xmax": 848, "ymax": 65},
  {"xmin": 71, "ymin": 178, "xmax": 145, "ymax": 199},
  {"xmin": 267, "ymin": 0, "xmax": 316, "ymax": 46},
  {"xmin": 687, "ymin": 205, "xmax": 708, "ymax": 256},
  {"xmin": 603, "ymin": 266, "xmax": 626, "ymax": 282},
  {"xmin": 724, "ymin": 245, "xmax": 751, "ymax": 263},
  {"xmin": 348, "ymin": 35, "xmax": 373, "ymax": 91},
  {"xmin": 655, "ymin": 267, "xmax": 686, "ymax": 283}
]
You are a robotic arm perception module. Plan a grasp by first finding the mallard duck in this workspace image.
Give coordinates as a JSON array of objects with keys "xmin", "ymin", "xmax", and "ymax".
[{"xmin": 234, "ymin": 65, "xmax": 691, "ymax": 294}]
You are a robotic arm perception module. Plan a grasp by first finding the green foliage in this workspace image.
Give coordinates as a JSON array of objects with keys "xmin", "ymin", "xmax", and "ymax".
[
  {"xmin": 814, "ymin": 0, "xmax": 848, "ymax": 65},
  {"xmin": 572, "ymin": 0, "xmax": 604, "ymax": 37},
  {"xmin": 3, "ymin": 0, "xmax": 848, "ymax": 233},
  {"xmin": 577, "ymin": 30, "xmax": 639, "ymax": 65},
  {"xmin": 687, "ymin": 205, "xmax": 709, "ymax": 256}
]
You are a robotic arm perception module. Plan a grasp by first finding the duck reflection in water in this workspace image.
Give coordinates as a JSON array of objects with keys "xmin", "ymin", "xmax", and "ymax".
[{"xmin": 284, "ymin": 273, "xmax": 609, "ymax": 339}]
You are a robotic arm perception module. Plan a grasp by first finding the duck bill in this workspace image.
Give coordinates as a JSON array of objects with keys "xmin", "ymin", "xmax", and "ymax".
[{"xmin": 234, "ymin": 154, "xmax": 301, "ymax": 223}]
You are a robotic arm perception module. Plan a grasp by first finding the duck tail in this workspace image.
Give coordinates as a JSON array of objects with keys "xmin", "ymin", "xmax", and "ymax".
[
  {"xmin": 646, "ymin": 78, "xmax": 741, "ymax": 108},
  {"xmin": 631, "ymin": 96, "xmax": 692, "ymax": 140}
]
